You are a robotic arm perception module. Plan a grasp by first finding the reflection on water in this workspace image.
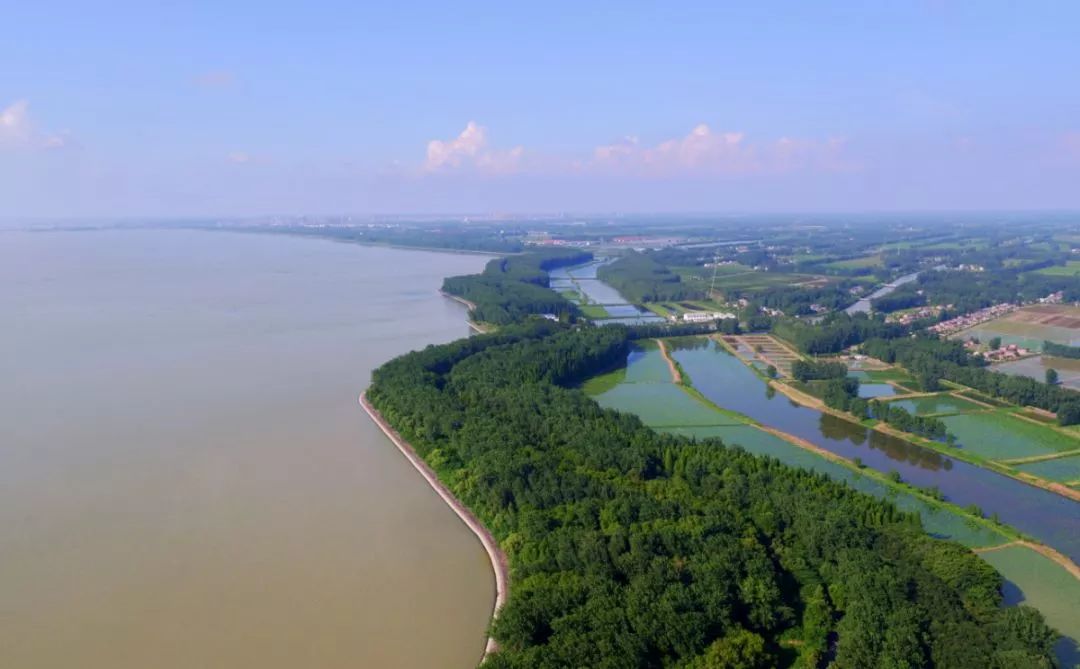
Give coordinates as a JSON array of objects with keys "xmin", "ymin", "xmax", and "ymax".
[{"xmin": 667, "ymin": 337, "xmax": 1080, "ymax": 563}]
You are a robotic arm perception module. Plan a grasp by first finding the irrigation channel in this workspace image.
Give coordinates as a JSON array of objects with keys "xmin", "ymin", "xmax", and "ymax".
[{"xmin": 549, "ymin": 258, "xmax": 666, "ymax": 325}]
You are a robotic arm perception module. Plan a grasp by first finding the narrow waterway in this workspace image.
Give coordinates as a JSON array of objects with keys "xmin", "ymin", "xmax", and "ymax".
[
  {"xmin": 0, "ymin": 229, "xmax": 495, "ymax": 668},
  {"xmin": 550, "ymin": 258, "xmax": 665, "ymax": 323}
]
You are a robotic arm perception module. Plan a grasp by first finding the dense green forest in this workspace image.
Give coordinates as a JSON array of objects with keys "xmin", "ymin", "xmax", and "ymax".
[
  {"xmin": 369, "ymin": 324, "xmax": 1058, "ymax": 668},
  {"xmin": 773, "ymin": 313, "xmax": 915, "ymax": 355},
  {"xmin": 861, "ymin": 337, "xmax": 1080, "ymax": 425},
  {"xmin": 597, "ymin": 252, "xmax": 707, "ymax": 303},
  {"xmin": 442, "ymin": 249, "xmax": 592, "ymax": 324},
  {"xmin": 791, "ymin": 359, "xmax": 849, "ymax": 382}
]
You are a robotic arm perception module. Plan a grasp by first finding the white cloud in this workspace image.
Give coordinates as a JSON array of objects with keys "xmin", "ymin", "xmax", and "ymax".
[
  {"xmin": 592, "ymin": 124, "xmax": 856, "ymax": 176},
  {"xmin": 0, "ymin": 99, "xmax": 75, "ymax": 151},
  {"xmin": 227, "ymin": 151, "xmax": 252, "ymax": 164},
  {"xmin": 424, "ymin": 121, "xmax": 524, "ymax": 174},
  {"xmin": 0, "ymin": 100, "xmax": 32, "ymax": 145}
]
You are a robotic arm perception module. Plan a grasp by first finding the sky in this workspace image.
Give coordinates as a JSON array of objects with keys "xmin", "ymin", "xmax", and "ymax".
[{"xmin": 2, "ymin": 1, "xmax": 1079, "ymax": 217}]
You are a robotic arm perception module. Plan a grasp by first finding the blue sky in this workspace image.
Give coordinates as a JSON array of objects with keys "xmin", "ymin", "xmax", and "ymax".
[{"xmin": 3, "ymin": 1, "xmax": 1079, "ymax": 216}]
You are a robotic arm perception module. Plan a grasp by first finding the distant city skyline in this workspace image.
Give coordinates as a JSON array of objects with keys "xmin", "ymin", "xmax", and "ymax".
[{"xmin": 3, "ymin": 1, "xmax": 1079, "ymax": 216}]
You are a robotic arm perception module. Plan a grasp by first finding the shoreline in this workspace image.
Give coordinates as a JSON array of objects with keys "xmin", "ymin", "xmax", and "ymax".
[
  {"xmin": 358, "ymin": 392, "xmax": 508, "ymax": 663},
  {"xmin": 439, "ymin": 291, "xmax": 490, "ymax": 334}
]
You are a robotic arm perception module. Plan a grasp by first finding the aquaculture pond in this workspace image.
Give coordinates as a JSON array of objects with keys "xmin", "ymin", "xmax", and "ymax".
[
  {"xmin": 940, "ymin": 412, "xmax": 1078, "ymax": 460},
  {"xmin": 980, "ymin": 545, "xmax": 1080, "ymax": 667},
  {"xmin": 857, "ymin": 383, "xmax": 897, "ymax": 399},
  {"xmin": 1014, "ymin": 454, "xmax": 1080, "ymax": 485},
  {"xmin": 886, "ymin": 394, "xmax": 988, "ymax": 416},
  {"xmin": 663, "ymin": 337, "xmax": 1080, "ymax": 564}
]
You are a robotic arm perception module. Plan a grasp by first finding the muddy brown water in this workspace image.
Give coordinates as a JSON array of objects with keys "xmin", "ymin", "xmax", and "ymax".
[{"xmin": 0, "ymin": 228, "xmax": 494, "ymax": 668}]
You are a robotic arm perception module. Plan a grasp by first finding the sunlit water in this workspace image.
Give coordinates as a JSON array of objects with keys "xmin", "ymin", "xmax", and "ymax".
[{"xmin": 0, "ymin": 229, "xmax": 494, "ymax": 668}]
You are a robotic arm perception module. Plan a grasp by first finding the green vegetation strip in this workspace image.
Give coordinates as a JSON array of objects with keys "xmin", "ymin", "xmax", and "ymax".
[{"xmin": 370, "ymin": 324, "xmax": 1064, "ymax": 666}]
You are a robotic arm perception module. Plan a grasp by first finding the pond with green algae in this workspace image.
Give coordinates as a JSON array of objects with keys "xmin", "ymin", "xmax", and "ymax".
[{"xmin": 940, "ymin": 412, "xmax": 1078, "ymax": 460}]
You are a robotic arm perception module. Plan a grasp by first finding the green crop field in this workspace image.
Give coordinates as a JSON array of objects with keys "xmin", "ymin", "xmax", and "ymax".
[
  {"xmin": 941, "ymin": 412, "xmax": 1078, "ymax": 460},
  {"xmin": 711, "ymin": 271, "xmax": 826, "ymax": 292},
  {"xmin": 579, "ymin": 303, "xmax": 609, "ymax": 318},
  {"xmin": 1033, "ymin": 260, "xmax": 1080, "ymax": 276},
  {"xmin": 824, "ymin": 254, "xmax": 882, "ymax": 270}
]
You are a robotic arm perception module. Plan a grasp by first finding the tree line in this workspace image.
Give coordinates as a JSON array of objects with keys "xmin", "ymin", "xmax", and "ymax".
[
  {"xmin": 1043, "ymin": 341, "xmax": 1080, "ymax": 360},
  {"xmin": 861, "ymin": 336, "xmax": 1080, "ymax": 426},
  {"xmin": 597, "ymin": 251, "xmax": 706, "ymax": 303},
  {"xmin": 442, "ymin": 249, "xmax": 592, "ymax": 325},
  {"xmin": 773, "ymin": 312, "xmax": 917, "ymax": 355},
  {"xmin": 368, "ymin": 323, "xmax": 1058, "ymax": 668}
]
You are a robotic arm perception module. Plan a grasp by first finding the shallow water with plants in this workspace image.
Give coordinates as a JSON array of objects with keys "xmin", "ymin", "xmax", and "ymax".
[
  {"xmin": 886, "ymin": 394, "xmax": 987, "ymax": 416},
  {"xmin": 1014, "ymin": 454, "xmax": 1080, "ymax": 484},
  {"xmin": 941, "ymin": 412, "xmax": 1077, "ymax": 460}
]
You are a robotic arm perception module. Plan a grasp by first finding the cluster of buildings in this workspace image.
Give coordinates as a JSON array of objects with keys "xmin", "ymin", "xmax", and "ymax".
[
  {"xmin": 964, "ymin": 340, "xmax": 1033, "ymax": 362},
  {"xmin": 929, "ymin": 302, "xmax": 1017, "ymax": 337},
  {"xmin": 886, "ymin": 305, "xmax": 946, "ymax": 325}
]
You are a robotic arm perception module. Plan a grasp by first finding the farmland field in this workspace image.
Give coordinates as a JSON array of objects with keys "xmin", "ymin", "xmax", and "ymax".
[
  {"xmin": 980, "ymin": 545, "xmax": 1080, "ymax": 667},
  {"xmin": 578, "ymin": 303, "xmax": 609, "ymax": 318},
  {"xmin": 941, "ymin": 412, "xmax": 1078, "ymax": 460},
  {"xmin": 1014, "ymin": 454, "xmax": 1080, "ymax": 485},
  {"xmin": 1033, "ymin": 260, "xmax": 1080, "ymax": 276},
  {"xmin": 711, "ymin": 271, "xmax": 827, "ymax": 292},
  {"xmin": 887, "ymin": 394, "xmax": 987, "ymax": 416},
  {"xmin": 956, "ymin": 304, "xmax": 1080, "ymax": 348},
  {"xmin": 823, "ymin": 254, "xmax": 881, "ymax": 270}
]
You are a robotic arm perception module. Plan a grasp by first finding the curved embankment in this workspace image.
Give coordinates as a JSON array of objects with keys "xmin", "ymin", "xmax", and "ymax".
[
  {"xmin": 439, "ymin": 291, "xmax": 488, "ymax": 333},
  {"xmin": 359, "ymin": 392, "xmax": 509, "ymax": 662}
]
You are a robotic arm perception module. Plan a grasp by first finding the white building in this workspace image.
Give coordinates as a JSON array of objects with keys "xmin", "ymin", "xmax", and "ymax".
[{"xmin": 682, "ymin": 311, "xmax": 737, "ymax": 323}]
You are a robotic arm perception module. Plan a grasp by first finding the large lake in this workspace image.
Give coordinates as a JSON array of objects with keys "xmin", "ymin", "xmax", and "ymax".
[{"xmin": 1, "ymin": 229, "xmax": 494, "ymax": 668}]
